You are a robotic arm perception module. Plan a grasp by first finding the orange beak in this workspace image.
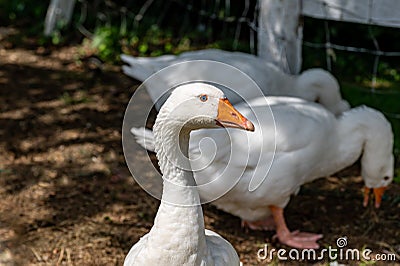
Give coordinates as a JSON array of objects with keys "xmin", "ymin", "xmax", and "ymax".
[
  {"xmin": 216, "ymin": 98, "xmax": 255, "ymax": 132},
  {"xmin": 363, "ymin": 186, "xmax": 387, "ymax": 208}
]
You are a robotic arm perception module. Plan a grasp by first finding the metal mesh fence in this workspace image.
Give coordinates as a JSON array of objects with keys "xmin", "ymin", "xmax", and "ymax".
[{"xmin": 74, "ymin": 0, "xmax": 258, "ymax": 53}]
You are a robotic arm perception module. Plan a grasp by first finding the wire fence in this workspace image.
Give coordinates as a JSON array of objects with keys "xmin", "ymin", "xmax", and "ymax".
[
  {"xmin": 69, "ymin": 0, "xmax": 400, "ymax": 153},
  {"xmin": 74, "ymin": 0, "xmax": 259, "ymax": 52},
  {"xmin": 299, "ymin": 0, "xmax": 400, "ymax": 154}
]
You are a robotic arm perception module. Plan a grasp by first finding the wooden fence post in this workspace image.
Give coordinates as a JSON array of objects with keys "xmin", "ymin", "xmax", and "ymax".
[{"xmin": 258, "ymin": 0, "xmax": 303, "ymax": 74}]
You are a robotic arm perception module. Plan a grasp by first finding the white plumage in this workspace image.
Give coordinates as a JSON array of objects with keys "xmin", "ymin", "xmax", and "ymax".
[
  {"xmin": 131, "ymin": 97, "xmax": 394, "ymax": 249},
  {"xmin": 125, "ymin": 83, "xmax": 252, "ymax": 265},
  {"xmin": 121, "ymin": 49, "xmax": 350, "ymax": 115}
]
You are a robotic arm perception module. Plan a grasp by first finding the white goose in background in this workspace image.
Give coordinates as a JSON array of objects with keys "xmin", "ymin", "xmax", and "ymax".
[
  {"xmin": 131, "ymin": 97, "xmax": 394, "ymax": 249},
  {"xmin": 124, "ymin": 83, "xmax": 255, "ymax": 265},
  {"xmin": 121, "ymin": 49, "xmax": 350, "ymax": 115}
]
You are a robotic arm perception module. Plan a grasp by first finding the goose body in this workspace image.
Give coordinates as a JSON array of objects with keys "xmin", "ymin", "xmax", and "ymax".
[
  {"xmin": 124, "ymin": 83, "xmax": 255, "ymax": 265},
  {"xmin": 194, "ymin": 98, "xmax": 393, "ymax": 215},
  {"xmin": 121, "ymin": 49, "xmax": 350, "ymax": 115},
  {"xmin": 131, "ymin": 97, "xmax": 394, "ymax": 249}
]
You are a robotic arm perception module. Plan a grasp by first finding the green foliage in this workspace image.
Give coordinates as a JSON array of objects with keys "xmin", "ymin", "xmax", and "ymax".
[
  {"xmin": 91, "ymin": 26, "xmax": 121, "ymax": 62},
  {"xmin": 89, "ymin": 24, "xmax": 174, "ymax": 62},
  {"xmin": 89, "ymin": 22, "xmax": 250, "ymax": 63}
]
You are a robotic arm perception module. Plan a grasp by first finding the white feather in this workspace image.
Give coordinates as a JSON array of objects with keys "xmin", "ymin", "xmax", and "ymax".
[{"xmin": 121, "ymin": 49, "xmax": 350, "ymax": 115}]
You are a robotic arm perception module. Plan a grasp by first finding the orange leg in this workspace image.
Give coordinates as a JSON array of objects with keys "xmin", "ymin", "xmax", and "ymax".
[
  {"xmin": 241, "ymin": 215, "xmax": 276, "ymax": 231},
  {"xmin": 269, "ymin": 205, "xmax": 323, "ymax": 249}
]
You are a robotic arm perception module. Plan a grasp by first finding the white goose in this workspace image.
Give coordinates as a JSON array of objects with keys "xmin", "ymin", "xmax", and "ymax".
[
  {"xmin": 124, "ymin": 83, "xmax": 254, "ymax": 265},
  {"xmin": 131, "ymin": 97, "xmax": 394, "ymax": 249},
  {"xmin": 121, "ymin": 49, "xmax": 350, "ymax": 115}
]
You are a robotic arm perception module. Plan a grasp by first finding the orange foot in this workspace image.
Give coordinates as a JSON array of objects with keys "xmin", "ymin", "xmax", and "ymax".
[
  {"xmin": 269, "ymin": 205, "xmax": 323, "ymax": 249},
  {"xmin": 274, "ymin": 230, "xmax": 323, "ymax": 249}
]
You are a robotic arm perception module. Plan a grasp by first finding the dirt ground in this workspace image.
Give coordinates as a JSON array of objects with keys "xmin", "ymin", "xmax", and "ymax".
[{"xmin": 0, "ymin": 28, "xmax": 399, "ymax": 266}]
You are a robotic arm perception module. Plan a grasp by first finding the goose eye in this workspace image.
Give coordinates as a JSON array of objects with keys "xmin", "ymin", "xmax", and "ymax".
[
  {"xmin": 383, "ymin": 176, "xmax": 389, "ymax": 181},
  {"xmin": 199, "ymin": 94, "xmax": 208, "ymax": 102}
]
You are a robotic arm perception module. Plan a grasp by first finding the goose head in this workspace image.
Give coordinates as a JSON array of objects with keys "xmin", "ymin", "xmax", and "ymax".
[
  {"xmin": 358, "ymin": 108, "xmax": 394, "ymax": 208},
  {"xmin": 158, "ymin": 83, "xmax": 255, "ymax": 132},
  {"xmin": 362, "ymin": 153, "xmax": 394, "ymax": 208},
  {"xmin": 153, "ymin": 83, "xmax": 255, "ymax": 188}
]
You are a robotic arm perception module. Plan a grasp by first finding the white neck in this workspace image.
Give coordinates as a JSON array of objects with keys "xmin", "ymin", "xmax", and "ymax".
[
  {"xmin": 145, "ymin": 109, "xmax": 207, "ymax": 265},
  {"xmin": 319, "ymin": 107, "xmax": 391, "ymax": 178}
]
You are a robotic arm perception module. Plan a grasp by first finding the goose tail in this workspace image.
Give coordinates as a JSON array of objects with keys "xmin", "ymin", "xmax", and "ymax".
[
  {"xmin": 121, "ymin": 53, "xmax": 178, "ymax": 82},
  {"xmin": 130, "ymin": 127, "xmax": 156, "ymax": 152},
  {"xmin": 121, "ymin": 54, "xmax": 156, "ymax": 82}
]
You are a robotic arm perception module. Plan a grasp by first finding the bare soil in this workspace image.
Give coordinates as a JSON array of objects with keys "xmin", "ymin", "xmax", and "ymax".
[{"xmin": 0, "ymin": 28, "xmax": 399, "ymax": 265}]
